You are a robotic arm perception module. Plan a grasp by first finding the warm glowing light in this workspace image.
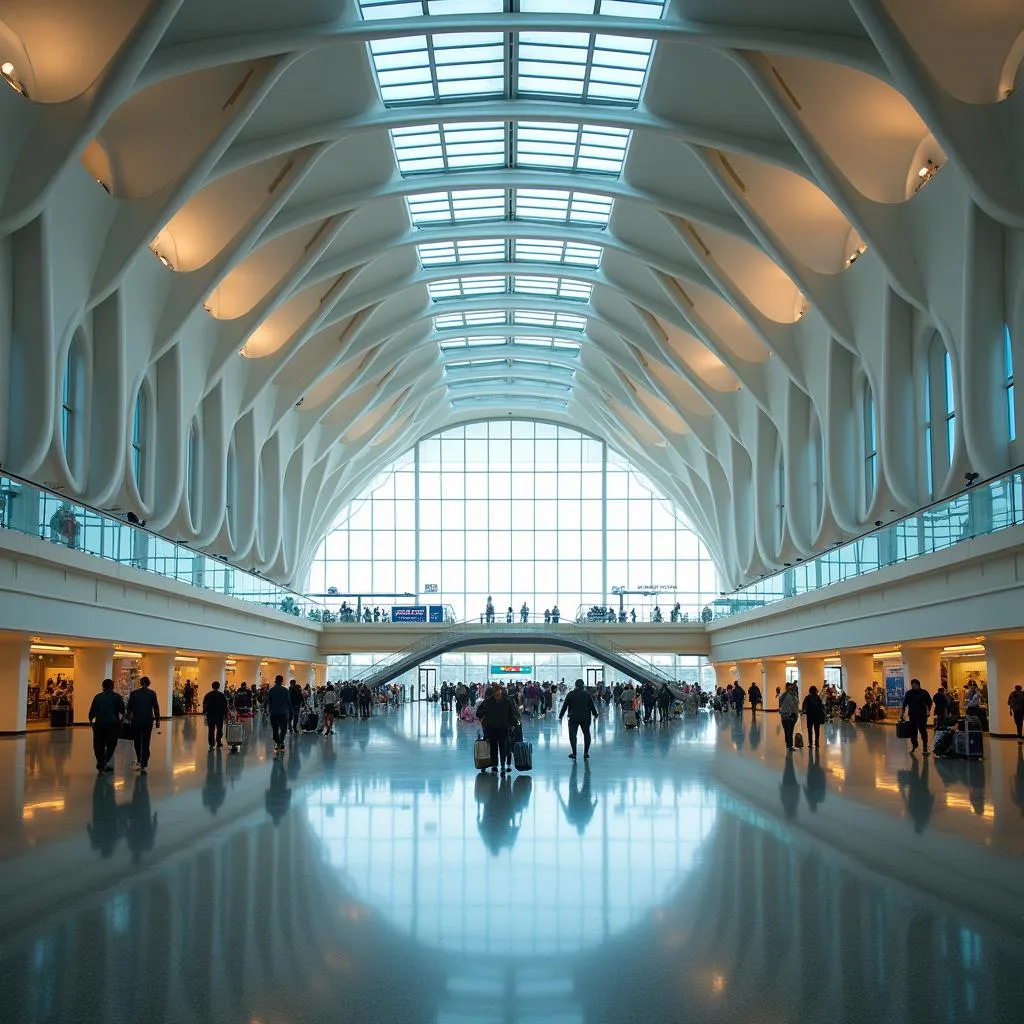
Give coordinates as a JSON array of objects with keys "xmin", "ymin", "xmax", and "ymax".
[
  {"xmin": 173, "ymin": 765, "xmax": 197, "ymax": 776},
  {"xmin": 225, "ymin": 658, "xmax": 237, "ymax": 666},
  {"xmin": 829, "ymin": 766, "xmax": 846, "ymax": 781},
  {"xmin": 112, "ymin": 651, "xmax": 144, "ymax": 659},
  {"xmin": 711, "ymin": 974, "xmax": 726, "ymax": 993},
  {"xmin": 22, "ymin": 799, "xmax": 66, "ymax": 820},
  {"xmin": 942, "ymin": 643, "xmax": 986, "ymax": 654},
  {"xmin": 174, "ymin": 656, "xmax": 198, "ymax": 664},
  {"xmin": 875, "ymin": 780, "xmax": 901, "ymax": 794},
  {"xmin": 1, "ymin": 62, "xmax": 13, "ymax": 75},
  {"xmin": 30, "ymin": 644, "xmax": 72, "ymax": 654},
  {"xmin": 870, "ymin": 650, "xmax": 902, "ymax": 660}
]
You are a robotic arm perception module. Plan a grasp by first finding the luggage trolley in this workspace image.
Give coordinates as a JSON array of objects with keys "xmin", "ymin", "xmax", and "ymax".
[{"xmin": 225, "ymin": 711, "xmax": 247, "ymax": 754}]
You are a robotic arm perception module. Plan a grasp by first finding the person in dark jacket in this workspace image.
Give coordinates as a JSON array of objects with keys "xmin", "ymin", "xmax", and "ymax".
[
  {"xmin": 125, "ymin": 676, "xmax": 161, "ymax": 773},
  {"xmin": 932, "ymin": 683, "xmax": 950, "ymax": 729},
  {"xmin": 476, "ymin": 684, "xmax": 521, "ymax": 773},
  {"xmin": 266, "ymin": 675, "xmax": 291, "ymax": 754},
  {"xmin": 288, "ymin": 679, "xmax": 304, "ymax": 733},
  {"xmin": 202, "ymin": 680, "xmax": 228, "ymax": 749},
  {"xmin": 748, "ymin": 682, "xmax": 763, "ymax": 715},
  {"xmin": 88, "ymin": 678, "xmax": 125, "ymax": 773},
  {"xmin": 559, "ymin": 678, "xmax": 599, "ymax": 760},
  {"xmin": 732, "ymin": 682, "xmax": 746, "ymax": 716},
  {"xmin": 901, "ymin": 677, "xmax": 933, "ymax": 754},
  {"xmin": 801, "ymin": 685, "xmax": 826, "ymax": 749}
]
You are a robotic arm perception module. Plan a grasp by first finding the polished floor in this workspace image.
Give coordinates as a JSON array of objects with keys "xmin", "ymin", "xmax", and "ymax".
[{"xmin": 1, "ymin": 706, "xmax": 1023, "ymax": 1024}]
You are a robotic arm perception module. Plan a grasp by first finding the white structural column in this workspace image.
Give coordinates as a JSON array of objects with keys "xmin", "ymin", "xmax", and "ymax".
[
  {"xmin": 795, "ymin": 656, "xmax": 825, "ymax": 694},
  {"xmin": 232, "ymin": 659, "xmax": 260, "ymax": 688},
  {"xmin": 902, "ymin": 644, "xmax": 943, "ymax": 692},
  {"xmin": 140, "ymin": 652, "xmax": 175, "ymax": 720},
  {"xmin": 311, "ymin": 663, "xmax": 327, "ymax": 686},
  {"xmin": 0, "ymin": 637, "xmax": 30, "ymax": 733},
  {"xmin": 74, "ymin": 646, "xmax": 114, "ymax": 724},
  {"xmin": 762, "ymin": 659, "xmax": 787, "ymax": 709},
  {"xmin": 984, "ymin": 639, "xmax": 1024, "ymax": 738},
  {"xmin": 197, "ymin": 656, "xmax": 229, "ymax": 690},
  {"xmin": 713, "ymin": 662, "xmax": 735, "ymax": 690},
  {"xmin": 265, "ymin": 661, "xmax": 291, "ymax": 685},
  {"xmin": 736, "ymin": 659, "xmax": 761, "ymax": 689},
  {"xmin": 840, "ymin": 651, "xmax": 874, "ymax": 702}
]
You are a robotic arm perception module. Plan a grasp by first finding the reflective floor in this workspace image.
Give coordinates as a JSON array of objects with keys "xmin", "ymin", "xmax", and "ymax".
[{"xmin": 1, "ymin": 707, "xmax": 1023, "ymax": 1024}]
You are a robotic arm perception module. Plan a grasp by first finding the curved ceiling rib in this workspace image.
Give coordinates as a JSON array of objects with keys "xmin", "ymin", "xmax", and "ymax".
[{"xmin": 0, "ymin": 0, "xmax": 1019, "ymax": 593}]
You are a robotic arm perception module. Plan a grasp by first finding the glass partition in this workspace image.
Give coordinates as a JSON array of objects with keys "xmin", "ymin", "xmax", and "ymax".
[
  {"xmin": 715, "ymin": 468, "xmax": 1024, "ymax": 619},
  {"xmin": 0, "ymin": 471, "xmax": 321, "ymax": 619}
]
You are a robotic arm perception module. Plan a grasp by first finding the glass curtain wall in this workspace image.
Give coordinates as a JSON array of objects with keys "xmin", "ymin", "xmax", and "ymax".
[{"xmin": 306, "ymin": 419, "xmax": 719, "ymax": 622}]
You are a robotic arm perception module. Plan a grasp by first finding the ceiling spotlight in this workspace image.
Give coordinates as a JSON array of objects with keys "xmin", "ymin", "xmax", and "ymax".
[
  {"xmin": 914, "ymin": 159, "xmax": 940, "ymax": 193},
  {"xmin": 874, "ymin": 520, "xmax": 883, "ymax": 527},
  {"xmin": 1, "ymin": 60, "xmax": 26, "ymax": 96},
  {"xmin": 150, "ymin": 245, "xmax": 173, "ymax": 270},
  {"xmin": 844, "ymin": 243, "xmax": 868, "ymax": 269}
]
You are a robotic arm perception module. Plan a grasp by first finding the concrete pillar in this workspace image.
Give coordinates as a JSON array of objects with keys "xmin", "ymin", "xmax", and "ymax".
[
  {"xmin": 0, "ymin": 637, "xmax": 30, "ymax": 733},
  {"xmin": 762, "ymin": 659, "xmax": 787, "ymax": 710},
  {"xmin": 713, "ymin": 662, "xmax": 734, "ymax": 690},
  {"xmin": 74, "ymin": 646, "xmax": 114, "ymax": 725},
  {"xmin": 795, "ymin": 656, "xmax": 825, "ymax": 695},
  {"xmin": 902, "ymin": 645, "xmax": 943, "ymax": 692},
  {"xmin": 197, "ymin": 655, "xmax": 228, "ymax": 692},
  {"xmin": 985, "ymin": 638, "xmax": 1024, "ymax": 737},
  {"xmin": 265, "ymin": 661, "xmax": 290, "ymax": 686},
  {"xmin": 840, "ymin": 651, "xmax": 874, "ymax": 700},
  {"xmin": 231, "ymin": 658, "xmax": 260, "ymax": 689},
  {"xmin": 311, "ymin": 663, "xmax": 327, "ymax": 686},
  {"xmin": 140, "ymin": 652, "xmax": 175, "ymax": 720}
]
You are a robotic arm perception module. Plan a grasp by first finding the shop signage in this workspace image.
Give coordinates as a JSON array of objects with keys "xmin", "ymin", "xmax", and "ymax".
[
  {"xmin": 884, "ymin": 667, "xmax": 905, "ymax": 707},
  {"xmin": 636, "ymin": 584, "xmax": 676, "ymax": 592},
  {"xmin": 428, "ymin": 605, "xmax": 444, "ymax": 622},
  {"xmin": 424, "ymin": 583, "xmax": 438, "ymax": 593},
  {"xmin": 391, "ymin": 606, "xmax": 427, "ymax": 623},
  {"xmin": 491, "ymin": 665, "xmax": 532, "ymax": 675}
]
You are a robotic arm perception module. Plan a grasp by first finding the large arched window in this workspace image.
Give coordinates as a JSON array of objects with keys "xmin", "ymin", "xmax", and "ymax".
[
  {"xmin": 861, "ymin": 379, "xmax": 877, "ymax": 509},
  {"xmin": 1006, "ymin": 324, "xmax": 1016, "ymax": 443},
  {"xmin": 61, "ymin": 334, "xmax": 87, "ymax": 479},
  {"xmin": 186, "ymin": 417, "xmax": 200, "ymax": 525},
  {"xmin": 131, "ymin": 382, "xmax": 149, "ymax": 500}
]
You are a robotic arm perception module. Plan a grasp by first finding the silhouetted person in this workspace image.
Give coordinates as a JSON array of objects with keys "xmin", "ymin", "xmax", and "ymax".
[
  {"xmin": 901, "ymin": 677, "xmax": 933, "ymax": 755},
  {"xmin": 289, "ymin": 679, "xmax": 304, "ymax": 733},
  {"xmin": 202, "ymin": 749, "xmax": 226, "ymax": 816},
  {"xmin": 559, "ymin": 678, "xmax": 599, "ymax": 760},
  {"xmin": 748, "ymin": 682, "xmax": 763, "ymax": 715},
  {"xmin": 88, "ymin": 677, "xmax": 125, "ymax": 773},
  {"xmin": 897, "ymin": 755, "xmax": 935, "ymax": 833},
  {"xmin": 780, "ymin": 751, "xmax": 800, "ymax": 819},
  {"xmin": 202, "ymin": 680, "xmax": 228, "ymax": 749},
  {"xmin": 802, "ymin": 685, "xmax": 826, "ymax": 749},
  {"xmin": 559, "ymin": 762, "xmax": 597, "ymax": 835},
  {"xmin": 124, "ymin": 774, "xmax": 157, "ymax": 862},
  {"xmin": 265, "ymin": 758, "xmax": 292, "ymax": 825},
  {"xmin": 126, "ymin": 676, "xmax": 161, "ymax": 773},
  {"xmin": 804, "ymin": 747, "xmax": 826, "ymax": 812},
  {"xmin": 86, "ymin": 774, "xmax": 122, "ymax": 857},
  {"xmin": 267, "ymin": 675, "xmax": 291, "ymax": 754}
]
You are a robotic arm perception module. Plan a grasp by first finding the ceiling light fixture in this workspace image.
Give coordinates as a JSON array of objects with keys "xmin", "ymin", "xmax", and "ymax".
[
  {"xmin": 941, "ymin": 643, "xmax": 986, "ymax": 654},
  {"xmin": 914, "ymin": 159, "xmax": 940, "ymax": 192},
  {"xmin": 30, "ymin": 644, "xmax": 72, "ymax": 654},
  {"xmin": 174, "ymin": 655, "xmax": 198, "ymax": 664},
  {"xmin": 112, "ymin": 650, "xmax": 144, "ymax": 659},
  {"xmin": 844, "ymin": 242, "xmax": 867, "ymax": 269},
  {"xmin": 1, "ymin": 60, "xmax": 27, "ymax": 96},
  {"xmin": 149, "ymin": 244, "xmax": 173, "ymax": 270}
]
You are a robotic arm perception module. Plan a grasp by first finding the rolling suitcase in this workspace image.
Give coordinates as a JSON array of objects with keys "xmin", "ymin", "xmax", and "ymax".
[
  {"xmin": 474, "ymin": 732, "xmax": 495, "ymax": 771},
  {"xmin": 793, "ymin": 731, "xmax": 804, "ymax": 749},
  {"xmin": 895, "ymin": 720, "xmax": 914, "ymax": 739},
  {"xmin": 513, "ymin": 740, "xmax": 533, "ymax": 771},
  {"xmin": 623, "ymin": 710, "xmax": 638, "ymax": 728},
  {"xmin": 225, "ymin": 720, "xmax": 245, "ymax": 752},
  {"xmin": 954, "ymin": 716, "xmax": 984, "ymax": 759},
  {"xmin": 301, "ymin": 712, "xmax": 319, "ymax": 733},
  {"xmin": 932, "ymin": 728, "xmax": 955, "ymax": 757}
]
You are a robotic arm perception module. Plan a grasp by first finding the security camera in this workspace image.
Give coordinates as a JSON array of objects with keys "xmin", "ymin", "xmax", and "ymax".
[
  {"xmin": 874, "ymin": 520, "xmax": 882, "ymax": 527},
  {"xmin": 964, "ymin": 472, "xmax": 979, "ymax": 486}
]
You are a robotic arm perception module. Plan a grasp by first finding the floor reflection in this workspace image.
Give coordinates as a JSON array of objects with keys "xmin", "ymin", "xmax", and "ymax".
[{"xmin": 1, "ymin": 707, "xmax": 1023, "ymax": 1023}]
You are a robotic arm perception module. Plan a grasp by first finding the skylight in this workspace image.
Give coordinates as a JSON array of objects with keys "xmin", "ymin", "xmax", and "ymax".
[
  {"xmin": 438, "ymin": 335, "xmax": 509, "ymax": 350},
  {"xmin": 428, "ymin": 275, "xmax": 594, "ymax": 302},
  {"xmin": 432, "ymin": 309, "xmax": 589, "ymax": 331},
  {"xmin": 407, "ymin": 187, "xmax": 613, "ymax": 228},
  {"xmin": 447, "ymin": 376, "xmax": 573, "ymax": 392},
  {"xmin": 512, "ymin": 309, "xmax": 588, "ymax": 330},
  {"xmin": 417, "ymin": 237, "xmax": 602, "ymax": 268},
  {"xmin": 362, "ymin": 2, "xmax": 665, "ymax": 20},
  {"xmin": 515, "ymin": 122, "xmax": 630, "ymax": 174},
  {"xmin": 434, "ymin": 310, "xmax": 510, "ymax": 330},
  {"xmin": 418, "ymin": 238, "xmax": 507, "ymax": 266},
  {"xmin": 517, "ymin": 33, "xmax": 654, "ymax": 105},
  {"xmin": 438, "ymin": 334, "xmax": 582, "ymax": 355},
  {"xmin": 451, "ymin": 394, "xmax": 570, "ymax": 411},
  {"xmin": 392, "ymin": 122, "xmax": 505, "ymax": 175}
]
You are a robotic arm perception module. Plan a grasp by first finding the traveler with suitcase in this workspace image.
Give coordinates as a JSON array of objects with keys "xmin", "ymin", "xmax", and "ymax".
[
  {"xmin": 900, "ymin": 678, "xmax": 933, "ymax": 755},
  {"xmin": 559, "ymin": 678, "xmax": 599, "ymax": 760},
  {"xmin": 779, "ymin": 682, "xmax": 799, "ymax": 751},
  {"xmin": 202, "ymin": 680, "xmax": 228, "ymax": 749},
  {"xmin": 476, "ymin": 684, "xmax": 520, "ymax": 773}
]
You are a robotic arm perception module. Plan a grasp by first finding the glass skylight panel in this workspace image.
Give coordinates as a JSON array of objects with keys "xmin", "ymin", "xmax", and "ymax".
[
  {"xmin": 512, "ymin": 238, "xmax": 602, "ymax": 268},
  {"xmin": 513, "ymin": 188, "xmax": 614, "ymax": 227},
  {"xmin": 445, "ymin": 357, "xmax": 507, "ymax": 372},
  {"xmin": 418, "ymin": 238, "xmax": 506, "ymax": 266},
  {"xmin": 451, "ymin": 394, "xmax": 570, "ymax": 411},
  {"xmin": 407, "ymin": 188, "xmax": 506, "ymax": 225},
  {"xmin": 512, "ymin": 275, "xmax": 594, "ymax": 301},
  {"xmin": 391, "ymin": 123, "xmax": 505, "ymax": 175},
  {"xmin": 368, "ymin": 31, "xmax": 504, "ymax": 105},
  {"xmin": 428, "ymin": 275, "xmax": 507, "ymax": 300},
  {"xmin": 438, "ymin": 334, "xmax": 507, "ymax": 350},
  {"xmin": 513, "ymin": 334, "xmax": 583, "ymax": 354},
  {"xmin": 517, "ymin": 33, "xmax": 654, "ymax": 106},
  {"xmin": 447, "ymin": 376, "xmax": 573, "ymax": 392},
  {"xmin": 434, "ymin": 309, "xmax": 508, "ymax": 330},
  {"xmin": 516, "ymin": 122, "xmax": 630, "ymax": 175},
  {"xmin": 512, "ymin": 309, "xmax": 588, "ymax": 330},
  {"xmin": 360, "ymin": 1, "xmax": 505, "ymax": 19},
  {"xmin": 518, "ymin": 1, "xmax": 666, "ymax": 16}
]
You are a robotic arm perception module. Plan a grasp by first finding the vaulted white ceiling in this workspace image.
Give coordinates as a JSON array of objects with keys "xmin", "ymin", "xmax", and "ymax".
[{"xmin": 0, "ymin": 0, "xmax": 1022, "ymax": 590}]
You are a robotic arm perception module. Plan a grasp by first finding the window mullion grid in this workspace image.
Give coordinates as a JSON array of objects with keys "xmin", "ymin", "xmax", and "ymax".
[
  {"xmin": 572, "ymin": 124, "xmax": 585, "ymax": 172},
  {"xmin": 425, "ymin": 34, "xmax": 441, "ymax": 104},
  {"xmin": 580, "ymin": 32, "xmax": 598, "ymax": 103}
]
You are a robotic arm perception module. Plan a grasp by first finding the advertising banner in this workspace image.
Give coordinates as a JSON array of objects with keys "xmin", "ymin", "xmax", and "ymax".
[
  {"xmin": 490, "ymin": 664, "xmax": 533, "ymax": 675},
  {"xmin": 884, "ymin": 667, "xmax": 905, "ymax": 708},
  {"xmin": 428, "ymin": 605, "xmax": 444, "ymax": 623},
  {"xmin": 391, "ymin": 606, "xmax": 427, "ymax": 623}
]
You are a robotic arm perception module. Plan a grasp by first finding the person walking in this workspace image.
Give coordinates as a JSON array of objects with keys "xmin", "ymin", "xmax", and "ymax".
[
  {"xmin": 901, "ymin": 677, "xmax": 933, "ymax": 755},
  {"xmin": 801, "ymin": 684, "xmax": 826, "ymax": 749},
  {"xmin": 322, "ymin": 682, "xmax": 338, "ymax": 736},
  {"xmin": 748, "ymin": 682, "xmax": 763, "ymax": 715},
  {"xmin": 125, "ymin": 676, "xmax": 161, "ymax": 774},
  {"xmin": 88, "ymin": 678, "xmax": 125, "ymax": 773},
  {"xmin": 1007, "ymin": 684, "xmax": 1024, "ymax": 743},
  {"xmin": 732, "ymin": 681, "xmax": 746, "ymax": 716},
  {"xmin": 641, "ymin": 681, "xmax": 656, "ymax": 724},
  {"xmin": 933, "ymin": 682, "xmax": 950, "ymax": 730},
  {"xmin": 202, "ymin": 680, "xmax": 228, "ymax": 749},
  {"xmin": 559, "ymin": 678, "xmax": 599, "ymax": 760},
  {"xmin": 267, "ymin": 675, "xmax": 291, "ymax": 754},
  {"xmin": 520, "ymin": 602, "xmax": 529, "ymax": 623},
  {"xmin": 476, "ymin": 684, "xmax": 520, "ymax": 773},
  {"xmin": 779, "ymin": 681, "xmax": 800, "ymax": 751},
  {"xmin": 288, "ymin": 679, "xmax": 304, "ymax": 733}
]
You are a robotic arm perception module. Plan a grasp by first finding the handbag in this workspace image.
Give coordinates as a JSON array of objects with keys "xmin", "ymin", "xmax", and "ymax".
[
  {"xmin": 119, "ymin": 718, "xmax": 134, "ymax": 741},
  {"xmin": 895, "ymin": 719, "xmax": 914, "ymax": 739}
]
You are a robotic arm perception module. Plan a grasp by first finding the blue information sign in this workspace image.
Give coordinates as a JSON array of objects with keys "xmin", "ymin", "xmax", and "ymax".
[
  {"xmin": 490, "ymin": 665, "xmax": 532, "ymax": 675},
  {"xmin": 884, "ymin": 669, "xmax": 905, "ymax": 708},
  {"xmin": 428, "ymin": 605, "xmax": 444, "ymax": 623},
  {"xmin": 391, "ymin": 605, "xmax": 427, "ymax": 623}
]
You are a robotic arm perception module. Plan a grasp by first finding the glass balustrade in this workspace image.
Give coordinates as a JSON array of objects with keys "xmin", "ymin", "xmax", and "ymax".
[
  {"xmin": 714, "ymin": 468, "xmax": 1024, "ymax": 619},
  {"xmin": 0, "ymin": 472, "xmax": 320, "ymax": 619}
]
